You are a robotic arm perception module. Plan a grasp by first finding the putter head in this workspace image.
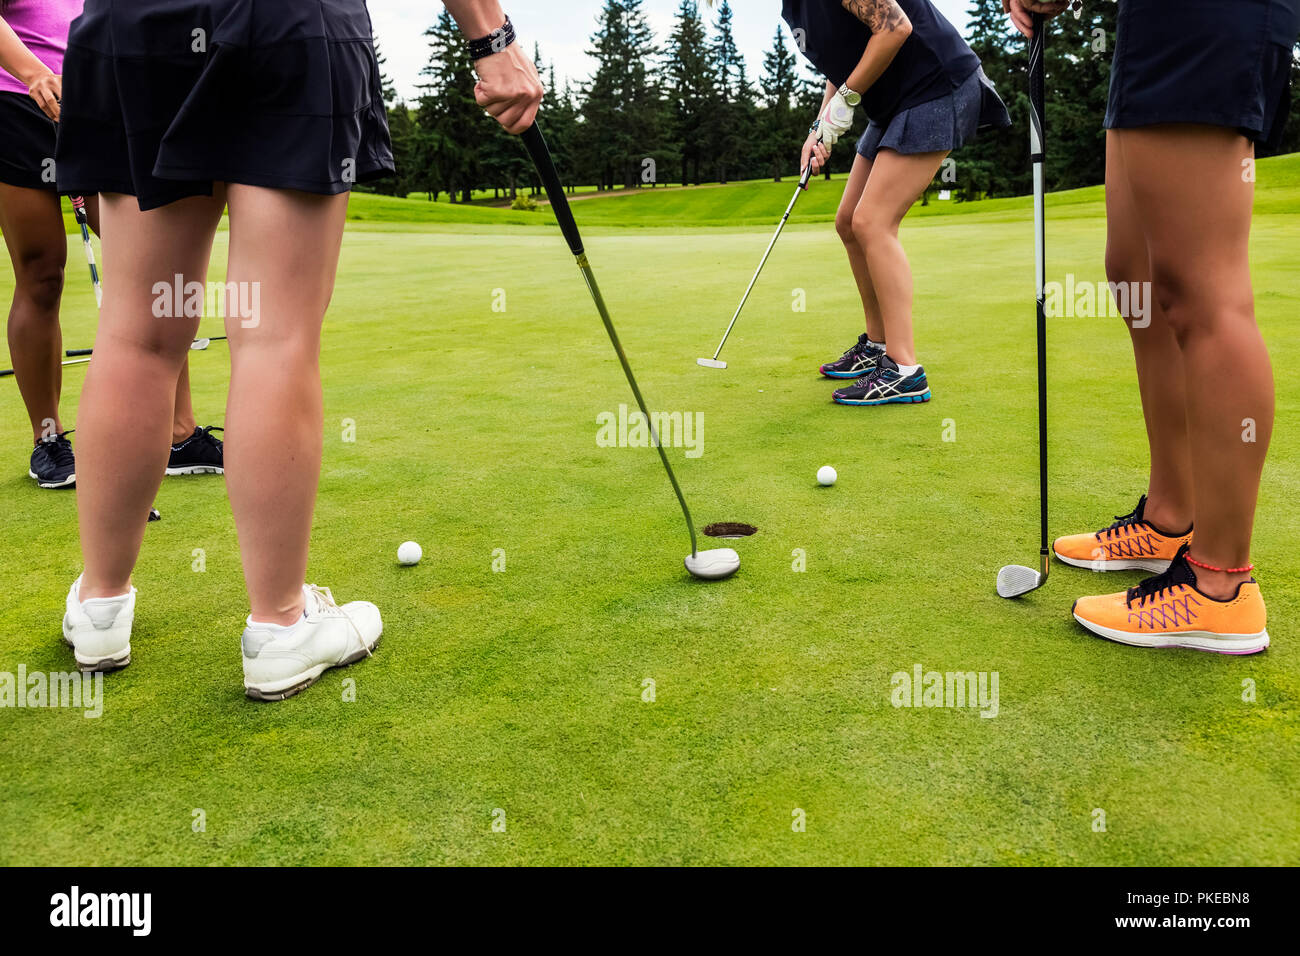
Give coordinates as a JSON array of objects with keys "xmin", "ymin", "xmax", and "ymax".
[
  {"xmin": 685, "ymin": 548, "xmax": 740, "ymax": 580},
  {"xmin": 997, "ymin": 557, "xmax": 1050, "ymax": 598},
  {"xmin": 697, "ymin": 358, "xmax": 727, "ymax": 369},
  {"xmin": 191, "ymin": 338, "xmax": 210, "ymax": 350}
]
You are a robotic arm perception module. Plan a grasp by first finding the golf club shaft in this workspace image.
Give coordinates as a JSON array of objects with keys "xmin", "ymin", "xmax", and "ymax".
[
  {"xmin": 521, "ymin": 123, "xmax": 699, "ymax": 557},
  {"xmin": 70, "ymin": 196, "xmax": 101, "ymax": 308},
  {"xmin": 1030, "ymin": 12, "xmax": 1049, "ymax": 575},
  {"xmin": 708, "ymin": 162, "xmax": 815, "ymax": 363},
  {"xmin": 65, "ymin": 335, "xmax": 226, "ymax": 358},
  {"xmin": 2, "ymin": 356, "xmax": 92, "ymax": 378}
]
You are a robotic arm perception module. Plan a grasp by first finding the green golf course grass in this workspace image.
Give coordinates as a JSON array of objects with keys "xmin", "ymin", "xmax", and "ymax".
[{"xmin": 2, "ymin": 155, "xmax": 1297, "ymax": 865}]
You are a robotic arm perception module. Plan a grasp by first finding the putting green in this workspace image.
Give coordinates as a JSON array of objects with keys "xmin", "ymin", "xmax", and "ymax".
[{"xmin": 1, "ymin": 157, "xmax": 1296, "ymax": 865}]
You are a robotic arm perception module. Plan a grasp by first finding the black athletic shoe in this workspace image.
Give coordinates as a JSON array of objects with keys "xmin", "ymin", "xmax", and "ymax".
[
  {"xmin": 832, "ymin": 355, "xmax": 931, "ymax": 405},
  {"xmin": 820, "ymin": 333, "xmax": 885, "ymax": 379},
  {"xmin": 29, "ymin": 431, "xmax": 76, "ymax": 488},
  {"xmin": 167, "ymin": 426, "xmax": 224, "ymax": 475}
]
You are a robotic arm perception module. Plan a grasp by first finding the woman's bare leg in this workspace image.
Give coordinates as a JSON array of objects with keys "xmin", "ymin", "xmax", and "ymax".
[
  {"xmin": 850, "ymin": 148, "xmax": 949, "ymax": 366},
  {"xmin": 834, "ymin": 153, "xmax": 884, "ymax": 343},
  {"xmin": 76, "ymin": 191, "xmax": 226, "ymax": 598},
  {"xmin": 1115, "ymin": 125, "xmax": 1271, "ymax": 599},
  {"xmin": 1103, "ymin": 132, "xmax": 1194, "ymax": 533},
  {"xmin": 0, "ymin": 183, "xmax": 67, "ymax": 443},
  {"xmin": 223, "ymin": 186, "xmax": 349, "ymax": 625}
]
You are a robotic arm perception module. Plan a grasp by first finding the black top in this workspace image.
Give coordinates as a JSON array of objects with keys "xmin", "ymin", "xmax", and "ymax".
[{"xmin": 782, "ymin": 0, "xmax": 980, "ymax": 123}]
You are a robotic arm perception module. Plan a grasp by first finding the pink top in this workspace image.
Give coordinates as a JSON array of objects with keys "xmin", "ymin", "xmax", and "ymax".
[{"xmin": 0, "ymin": 0, "xmax": 84, "ymax": 97}]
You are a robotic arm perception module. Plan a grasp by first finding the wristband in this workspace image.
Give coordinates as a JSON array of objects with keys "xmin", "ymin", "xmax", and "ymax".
[{"xmin": 468, "ymin": 16, "xmax": 516, "ymax": 61}]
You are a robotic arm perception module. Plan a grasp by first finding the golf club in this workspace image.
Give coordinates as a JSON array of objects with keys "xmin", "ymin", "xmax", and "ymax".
[
  {"xmin": 2, "ymin": 356, "xmax": 90, "ymax": 379},
  {"xmin": 997, "ymin": 12, "xmax": 1050, "ymax": 599},
  {"xmin": 698, "ymin": 160, "xmax": 815, "ymax": 369},
  {"xmin": 520, "ymin": 123, "xmax": 738, "ymax": 581},
  {"xmin": 65, "ymin": 335, "xmax": 226, "ymax": 358},
  {"xmin": 70, "ymin": 196, "xmax": 101, "ymax": 309}
]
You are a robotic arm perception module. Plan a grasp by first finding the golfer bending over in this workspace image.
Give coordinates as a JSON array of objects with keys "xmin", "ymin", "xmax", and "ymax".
[
  {"xmin": 780, "ymin": 0, "xmax": 1010, "ymax": 406},
  {"xmin": 56, "ymin": 0, "xmax": 541, "ymax": 698},
  {"xmin": 1016, "ymin": 0, "xmax": 1297, "ymax": 653}
]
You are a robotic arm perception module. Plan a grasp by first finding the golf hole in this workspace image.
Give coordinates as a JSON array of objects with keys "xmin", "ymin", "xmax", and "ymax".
[{"xmin": 703, "ymin": 522, "xmax": 757, "ymax": 539}]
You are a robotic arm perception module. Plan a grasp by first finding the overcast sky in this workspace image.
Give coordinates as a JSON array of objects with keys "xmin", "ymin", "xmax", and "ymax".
[{"xmin": 370, "ymin": 1, "xmax": 979, "ymax": 102}]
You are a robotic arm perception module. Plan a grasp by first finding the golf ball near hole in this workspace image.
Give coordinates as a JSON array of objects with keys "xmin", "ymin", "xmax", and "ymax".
[
  {"xmin": 817, "ymin": 465, "xmax": 837, "ymax": 486},
  {"xmin": 397, "ymin": 541, "xmax": 422, "ymax": 566}
]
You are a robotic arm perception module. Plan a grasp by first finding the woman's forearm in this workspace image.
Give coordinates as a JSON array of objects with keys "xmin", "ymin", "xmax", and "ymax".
[
  {"xmin": 441, "ymin": 0, "xmax": 508, "ymax": 38},
  {"xmin": 841, "ymin": 0, "xmax": 913, "ymax": 95},
  {"xmin": 0, "ymin": 16, "xmax": 51, "ymax": 87}
]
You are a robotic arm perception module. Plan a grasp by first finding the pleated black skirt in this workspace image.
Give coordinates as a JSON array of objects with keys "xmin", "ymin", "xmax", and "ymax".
[
  {"xmin": 56, "ymin": 0, "xmax": 396, "ymax": 210},
  {"xmin": 1105, "ymin": 0, "xmax": 1299, "ymax": 150}
]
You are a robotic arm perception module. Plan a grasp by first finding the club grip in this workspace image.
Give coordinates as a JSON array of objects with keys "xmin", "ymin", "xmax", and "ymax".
[
  {"xmin": 799, "ymin": 163, "xmax": 814, "ymax": 188},
  {"xmin": 521, "ymin": 124, "xmax": 584, "ymax": 257},
  {"xmin": 65, "ymin": 348, "xmax": 93, "ymax": 357}
]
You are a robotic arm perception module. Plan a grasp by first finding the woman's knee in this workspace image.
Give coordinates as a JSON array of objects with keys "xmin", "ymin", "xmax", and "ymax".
[
  {"xmin": 13, "ymin": 253, "xmax": 66, "ymax": 313},
  {"xmin": 1148, "ymin": 255, "xmax": 1251, "ymax": 342},
  {"xmin": 835, "ymin": 209, "xmax": 857, "ymax": 245},
  {"xmin": 851, "ymin": 208, "xmax": 894, "ymax": 250}
]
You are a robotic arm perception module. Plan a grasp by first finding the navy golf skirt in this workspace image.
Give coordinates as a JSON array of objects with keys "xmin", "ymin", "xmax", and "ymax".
[
  {"xmin": 56, "ymin": 0, "xmax": 395, "ymax": 210},
  {"xmin": 856, "ymin": 67, "xmax": 1010, "ymax": 161},
  {"xmin": 0, "ymin": 92, "xmax": 58, "ymax": 191},
  {"xmin": 1105, "ymin": 0, "xmax": 1299, "ymax": 149}
]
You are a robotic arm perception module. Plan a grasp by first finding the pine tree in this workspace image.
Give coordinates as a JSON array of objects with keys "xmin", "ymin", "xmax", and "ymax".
[
  {"xmin": 584, "ymin": 0, "xmax": 661, "ymax": 190},
  {"xmin": 759, "ymin": 25, "xmax": 800, "ymax": 181},
  {"xmin": 663, "ymin": 0, "xmax": 715, "ymax": 186},
  {"xmin": 417, "ymin": 9, "xmax": 483, "ymax": 203},
  {"xmin": 708, "ymin": 0, "xmax": 746, "ymax": 183}
]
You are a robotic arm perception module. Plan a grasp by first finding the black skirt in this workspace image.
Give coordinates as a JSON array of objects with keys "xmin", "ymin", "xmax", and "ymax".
[
  {"xmin": 1105, "ymin": 0, "xmax": 1298, "ymax": 149},
  {"xmin": 0, "ymin": 92, "xmax": 58, "ymax": 191},
  {"xmin": 56, "ymin": 0, "xmax": 396, "ymax": 210}
]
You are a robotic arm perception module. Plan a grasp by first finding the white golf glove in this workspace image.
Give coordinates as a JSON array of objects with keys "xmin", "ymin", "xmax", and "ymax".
[{"xmin": 814, "ymin": 86, "xmax": 858, "ymax": 147}]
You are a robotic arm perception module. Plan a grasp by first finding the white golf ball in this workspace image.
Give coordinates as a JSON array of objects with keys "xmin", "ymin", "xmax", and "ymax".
[
  {"xmin": 397, "ymin": 541, "xmax": 422, "ymax": 566},
  {"xmin": 817, "ymin": 465, "xmax": 837, "ymax": 487}
]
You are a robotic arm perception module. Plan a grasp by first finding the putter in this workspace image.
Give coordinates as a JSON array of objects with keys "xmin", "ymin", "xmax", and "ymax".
[
  {"xmin": 65, "ymin": 335, "xmax": 225, "ymax": 359},
  {"xmin": 520, "ymin": 123, "xmax": 738, "ymax": 580},
  {"xmin": 997, "ymin": 12, "xmax": 1050, "ymax": 599},
  {"xmin": 2, "ymin": 356, "xmax": 90, "ymax": 379},
  {"xmin": 698, "ymin": 160, "xmax": 815, "ymax": 369},
  {"xmin": 70, "ymin": 196, "xmax": 101, "ymax": 309}
]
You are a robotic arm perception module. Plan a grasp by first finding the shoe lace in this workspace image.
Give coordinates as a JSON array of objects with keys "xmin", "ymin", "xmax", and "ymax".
[
  {"xmin": 189, "ymin": 425, "xmax": 224, "ymax": 450},
  {"xmin": 1098, "ymin": 499, "xmax": 1146, "ymax": 540},
  {"xmin": 41, "ymin": 430, "xmax": 76, "ymax": 469},
  {"xmin": 304, "ymin": 584, "xmax": 372, "ymax": 657},
  {"xmin": 1125, "ymin": 545, "xmax": 1195, "ymax": 608}
]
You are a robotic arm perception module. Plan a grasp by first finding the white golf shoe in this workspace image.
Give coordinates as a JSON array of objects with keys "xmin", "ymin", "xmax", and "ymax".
[
  {"xmin": 241, "ymin": 584, "xmax": 382, "ymax": 701},
  {"xmin": 62, "ymin": 577, "xmax": 135, "ymax": 672}
]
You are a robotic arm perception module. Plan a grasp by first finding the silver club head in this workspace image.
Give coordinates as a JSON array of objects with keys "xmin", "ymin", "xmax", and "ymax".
[
  {"xmin": 696, "ymin": 358, "xmax": 727, "ymax": 369},
  {"xmin": 685, "ymin": 548, "xmax": 740, "ymax": 580},
  {"xmin": 997, "ymin": 564, "xmax": 1045, "ymax": 598},
  {"xmin": 191, "ymin": 338, "xmax": 211, "ymax": 350}
]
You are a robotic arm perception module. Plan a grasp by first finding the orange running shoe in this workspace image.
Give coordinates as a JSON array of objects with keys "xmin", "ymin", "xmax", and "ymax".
[
  {"xmin": 1053, "ymin": 495, "xmax": 1191, "ymax": 573},
  {"xmin": 1072, "ymin": 545, "xmax": 1268, "ymax": 655}
]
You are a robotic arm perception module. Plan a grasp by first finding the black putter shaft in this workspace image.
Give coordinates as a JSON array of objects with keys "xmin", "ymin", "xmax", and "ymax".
[
  {"xmin": 1030, "ymin": 12, "xmax": 1049, "ymax": 578},
  {"xmin": 520, "ymin": 123, "xmax": 699, "ymax": 557},
  {"xmin": 66, "ymin": 335, "xmax": 226, "ymax": 358}
]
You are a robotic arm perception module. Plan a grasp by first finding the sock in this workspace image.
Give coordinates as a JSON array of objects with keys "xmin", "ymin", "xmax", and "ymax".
[
  {"xmin": 867, "ymin": 339, "xmax": 885, "ymax": 351},
  {"xmin": 247, "ymin": 611, "xmax": 306, "ymax": 632},
  {"xmin": 895, "ymin": 362, "xmax": 921, "ymax": 376}
]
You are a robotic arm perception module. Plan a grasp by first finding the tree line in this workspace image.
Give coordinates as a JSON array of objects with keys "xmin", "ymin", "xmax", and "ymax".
[{"xmin": 372, "ymin": 0, "xmax": 1300, "ymax": 205}]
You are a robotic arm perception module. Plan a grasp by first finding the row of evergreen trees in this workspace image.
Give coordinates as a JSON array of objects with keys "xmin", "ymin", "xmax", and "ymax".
[{"xmin": 374, "ymin": 0, "xmax": 1300, "ymax": 204}]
